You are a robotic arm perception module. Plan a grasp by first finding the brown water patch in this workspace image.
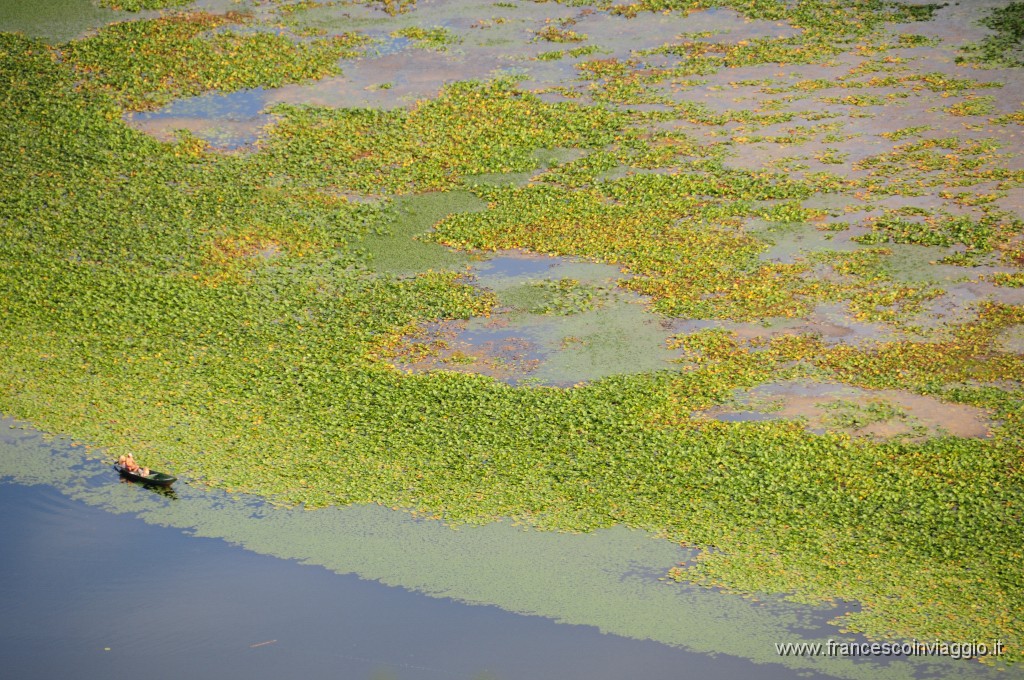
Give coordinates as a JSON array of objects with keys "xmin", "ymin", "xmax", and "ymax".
[
  {"xmin": 888, "ymin": 0, "xmax": 1016, "ymax": 46},
  {"xmin": 570, "ymin": 6, "xmax": 798, "ymax": 61},
  {"xmin": 908, "ymin": 279, "xmax": 1024, "ymax": 331},
  {"xmin": 265, "ymin": 48, "xmax": 508, "ymax": 110},
  {"xmin": 380, "ymin": 249, "xmax": 683, "ymax": 386},
  {"xmin": 127, "ymin": 115, "xmax": 266, "ymax": 150},
  {"xmin": 751, "ymin": 220, "xmax": 861, "ymax": 265},
  {"xmin": 995, "ymin": 323, "xmax": 1024, "ymax": 354},
  {"xmin": 670, "ymin": 301, "xmax": 895, "ymax": 347},
  {"xmin": 385, "ymin": 320, "xmax": 543, "ymax": 383},
  {"xmin": 699, "ymin": 381, "xmax": 994, "ymax": 440}
]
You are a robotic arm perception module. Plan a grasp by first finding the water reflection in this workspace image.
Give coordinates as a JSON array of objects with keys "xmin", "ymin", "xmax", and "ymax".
[
  {"xmin": 126, "ymin": 88, "xmax": 271, "ymax": 150},
  {"xmin": 118, "ymin": 474, "xmax": 179, "ymax": 500}
]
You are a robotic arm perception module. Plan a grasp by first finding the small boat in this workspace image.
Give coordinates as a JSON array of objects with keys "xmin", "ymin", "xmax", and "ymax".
[{"xmin": 114, "ymin": 463, "xmax": 176, "ymax": 487}]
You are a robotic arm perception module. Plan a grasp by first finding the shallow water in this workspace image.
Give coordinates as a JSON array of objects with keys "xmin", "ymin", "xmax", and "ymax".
[
  {"xmin": 386, "ymin": 246, "xmax": 685, "ymax": 385},
  {"xmin": 699, "ymin": 380, "xmax": 995, "ymax": 440},
  {"xmin": 0, "ymin": 0, "xmax": 127, "ymax": 43},
  {"xmin": 127, "ymin": 88, "xmax": 271, "ymax": 149}
]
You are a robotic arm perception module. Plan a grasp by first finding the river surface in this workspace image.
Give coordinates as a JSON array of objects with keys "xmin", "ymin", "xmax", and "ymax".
[{"xmin": 1, "ymin": 420, "xmax": 1011, "ymax": 680}]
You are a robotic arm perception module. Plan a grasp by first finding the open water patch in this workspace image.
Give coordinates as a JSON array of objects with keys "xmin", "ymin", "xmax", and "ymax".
[
  {"xmin": 668, "ymin": 301, "xmax": 895, "ymax": 347},
  {"xmin": 387, "ymin": 249, "xmax": 685, "ymax": 386},
  {"xmin": 996, "ymin": 323, "xmax": 1024, "ymax": 354},
  {"xmin": 126, "ymin": 87, "xmax": 271, "ymax": 150}
]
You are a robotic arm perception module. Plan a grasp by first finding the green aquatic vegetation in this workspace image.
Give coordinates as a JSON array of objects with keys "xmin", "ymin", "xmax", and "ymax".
[
  {"xmin": 501, "ymin": 278, "xmax": 606, "ymax": 315},
  {"xmin": 903, "ymin": 72, "xmax": 1002, "ymax": 93},
  {"xmin": 943, "ymin": 94, "xmax": 997, "ymax": 117},
  {"xmin": 820, "ymin": 399, "xmax": 909, "ymax": 430},
  {"xmin": 641, "ymin": 35, "xmax": 843, "ymax": 71},
  {"xmin": 62, "ymin": 11, "xmax": 369, "ymax": 110},
  {"xmin": 895, "ymin": 33, "xmax": 939, "ymax": 48},
  {"xmin": 805, "ymin": 249, "xmax": 946, "ymax": 324},
  {"xmin": 853, "ymin": 209, "xmax": 1020, "ymax": 252},
  {"xmin": 730, "ymin": 123, "xmax": 839, "ymax": 147},
  {"xmin": 677, "ymin": 436, "xmax": 1023, "ymax": 655},
  {"xmin": 846, "ymin": 56, "xmax": 906, "ymax": 74},
  {"xmin": 575, "ymin": 57, "xmax": 630, "ymax": 79},
  {"xmin": 99, "ymin": 0, "xmax": 193, "ymax": 10},
  {"xmin": 365, "ymin": 0, "xmax": 416, "ymax": 15},
  {"xmin": 758, "ymin": 77, "xmax": 843, "ymax": 94},
  {"xmin": 957, "ymin": 1, "xmax": 1024, "ymax": 68},
  {"xmin": 853, "ymin": 136, "xmax": 1024, "ymax": 198},
  {"xmin": 815, "ymin": 304, "xmax": 1024, "ymax": 391},
  {"xmin": 390, "ymin": 25, "xmax": 461, "ymax": 50},
  {"xmin": 624, "ymin": 0, "xmax": 944, "ymax": 81},
  {"xmin": 988, "ymin": 272, "xmax": 1024, "ymax": 288},
  {"xmin": 534, "ymin": 130, "xmax": 698, "ymax": 187},
  {"xmin": 596, "ymin": 0, "xmax": 940, "ymax": 36},
  {"xmin": 568, "ymin": 44, "xmax": 600, "ymax": 57},
  {"xmin": 534, "ymin": 151, "xmax": 620, "ymax": 187},
  {"xmin": 764, "ymin": 156, "xmax": 810, "ymax": 172},
  {"xmin": 673, "ymin": 100, "xmax": 838, "ymax": 126},
  {"xmin": 535, "ymin": 49, "xmax": 565, "ymax": 60},
  {"xmin": 534, "ymin": 25, "xmax": 587, "ymax": 43},
  {"xmin": 814, "ymin": 148, "xmax": 848, "ymax": 165},
  {"xmin": 4, "ymin": 13, "xmax": 1024, "ymax": 666},
  {"xmin": 431, "ymin": 171, "xmax": 860, "ymax": 320},
  {"xmin": 818, "ymin": 93, "xmax": 904, "ymax": 106},
  {"xmin": 992, "ymin": 107, "xmax": 1024, "ymax": 125},
  {"xmin": 275, "ymin": 1, "xmax": 330, "ymax": 15},
  {"xmin": 469, "ymin": 17, "xmax": 509, "ymax": 29},
  {"xmin": 580, "ymin": 64, "xmax": 673, "ymax": 106},
  {"xmin": 256, "ymin": 79, "xmax": 627, "ymax": 195},
  {"xmin": 879, "ymin": 125, "xmax": 931, "ymax": 141},
  {"xmin": 356, "ymin": 192, "xmax": 483, "ymax": 275},
  {"xmin": 757, "ymin": 201, "xmax": 827, "ymax": 223}
]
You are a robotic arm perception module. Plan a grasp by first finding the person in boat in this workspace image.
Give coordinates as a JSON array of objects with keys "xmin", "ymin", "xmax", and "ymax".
[{"xmin": 118, "ymin": 453, "xmax": 141, "ymax": 474}]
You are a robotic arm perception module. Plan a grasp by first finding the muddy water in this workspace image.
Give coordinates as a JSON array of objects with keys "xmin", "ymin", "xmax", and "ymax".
[
  {"xmin": 0, "ymin": 419, "xmax": 1007, "ymax": 680},
  {"xmin": 102, "ymin": 0, "xmax": 1024, "ymax": 331},
  {"xmin": 698, "ymin": 380, "xmax": 995, "ymax": 440},
  {"xmin": 385, "ymin": 249, "xmax": 684, "ymax": 385}
]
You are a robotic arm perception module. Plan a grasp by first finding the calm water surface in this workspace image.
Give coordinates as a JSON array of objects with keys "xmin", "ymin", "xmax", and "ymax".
[
  {"xmin": 1, "ymin": 423, "xmax": 1009, "ymax": 680},
  {"xmin": 0, "ymin": 482, "xmax": 774, "ymax": 680}
]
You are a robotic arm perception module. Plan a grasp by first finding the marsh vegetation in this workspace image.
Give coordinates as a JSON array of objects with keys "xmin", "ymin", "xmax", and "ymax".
[{"xmin": 1, "ymin": 0, "xmax": 1022, "ymax": 670}]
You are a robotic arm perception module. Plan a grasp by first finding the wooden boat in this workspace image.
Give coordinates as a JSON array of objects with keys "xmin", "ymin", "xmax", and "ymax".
[{"xmin": 114, "ymin": 463, "xmax": 176, "ymax": 487}]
